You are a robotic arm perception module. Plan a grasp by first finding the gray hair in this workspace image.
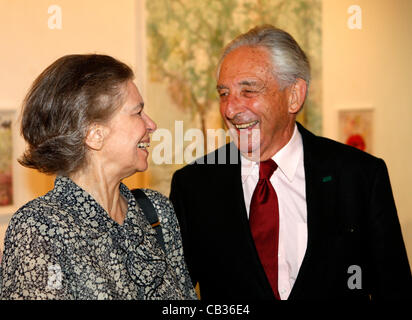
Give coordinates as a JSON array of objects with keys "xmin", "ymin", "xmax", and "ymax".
[{"xmin": 217, "ymin": 25, "xmax": 311, "ymax": 89}]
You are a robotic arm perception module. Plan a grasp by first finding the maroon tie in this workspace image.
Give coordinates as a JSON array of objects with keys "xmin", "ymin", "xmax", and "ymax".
[{"xmin": 249, "ymin": 159, "xmax": 280, "ymax": 299}]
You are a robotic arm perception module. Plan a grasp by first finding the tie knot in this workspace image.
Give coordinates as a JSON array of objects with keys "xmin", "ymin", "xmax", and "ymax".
[{"xmin": 259, "ymin": 159, "xmax": 278, "ymax": 180}]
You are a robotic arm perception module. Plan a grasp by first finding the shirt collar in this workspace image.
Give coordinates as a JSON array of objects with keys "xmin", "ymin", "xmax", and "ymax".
[
  {"xmin": 273, "ymin": 124, "xmax": 303, "ymax": 182},
  {"xmin": 241, "ymin": 124, "xmax": 303, "ymax": 183}
]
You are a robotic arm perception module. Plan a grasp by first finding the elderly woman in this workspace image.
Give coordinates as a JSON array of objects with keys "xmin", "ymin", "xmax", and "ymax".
[{"xmin": 0, "ymin": 54, "xmax": 196, "ymax": 300}]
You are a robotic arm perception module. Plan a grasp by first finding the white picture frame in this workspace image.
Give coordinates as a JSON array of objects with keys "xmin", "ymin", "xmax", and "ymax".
[{"xmin": 337, "ymin": 106, "xmax": 374, "ymax": 154}]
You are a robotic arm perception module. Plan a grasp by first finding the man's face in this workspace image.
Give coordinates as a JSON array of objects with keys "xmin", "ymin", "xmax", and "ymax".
[{"xmin": 217, "ymin": 46, "xmax": 298, "ymax": 161}]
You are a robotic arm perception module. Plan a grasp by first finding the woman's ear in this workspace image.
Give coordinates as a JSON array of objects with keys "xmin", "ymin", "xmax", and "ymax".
[
  {"xmin": 288, "ymin": 78, "xmax": 307, "ymax": 114},
  {"xmin": 85, "ymin": 123, "xmax": 106, "ymax": 150}
]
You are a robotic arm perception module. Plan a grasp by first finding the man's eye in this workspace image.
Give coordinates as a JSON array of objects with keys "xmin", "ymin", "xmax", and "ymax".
[{"xmin": 219, "ymin": 92, "xmax": 228, "ymax": 97}]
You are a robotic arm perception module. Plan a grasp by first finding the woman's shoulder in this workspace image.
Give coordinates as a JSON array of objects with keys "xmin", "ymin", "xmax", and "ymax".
[
  {"xmin": 135, "ymin": 188, "xmax": 175, "ymax": 217},
  {"xmin": 12, "ymin": 196, "xmax": 53, "ymax": 221},
  {"xmin": 138, "ymin": 189, "xmax": 183, "ymax": 246},
  {"xmin": 139, "ymin": 189, "xmax": 173, "ymax": 211},
  {"xmin": 7, "ymin": 194, "xmax": 68, "ymax": 235},
  {"xmin": 140, "ymin": 188, "xmax": 169, "ymax": 202}
]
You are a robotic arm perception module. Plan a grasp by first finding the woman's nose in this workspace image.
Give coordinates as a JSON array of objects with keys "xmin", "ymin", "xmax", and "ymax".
[{"xmin": 145, "ymin": 113, "xmax": 157, "ymax": 133}]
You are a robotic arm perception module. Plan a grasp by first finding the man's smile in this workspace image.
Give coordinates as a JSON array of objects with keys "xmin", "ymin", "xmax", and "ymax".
[{"xmin": 233, "ymin": 120, "xmax": 259, "ymax": 129}]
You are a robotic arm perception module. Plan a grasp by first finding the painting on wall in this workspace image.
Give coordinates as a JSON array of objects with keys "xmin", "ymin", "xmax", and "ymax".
[
  {"xmin": 146, "ymin": 0, "xmax": 322, "ymax": 195},
  {"xmin": 338, "ymin": 109, "xmax": 373, "ymax": 154},
  {"xmin": 0, "ymin": 111, "xmax": 13, "ymax": 206}
]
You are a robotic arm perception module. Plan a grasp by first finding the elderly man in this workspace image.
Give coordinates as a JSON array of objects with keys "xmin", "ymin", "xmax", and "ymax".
[{"xmin": 170, "ymin": 25, "xmax": 411, "ymax": 300}]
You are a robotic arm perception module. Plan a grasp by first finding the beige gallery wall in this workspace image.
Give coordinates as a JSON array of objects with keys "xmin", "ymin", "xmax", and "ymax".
[
  {"xmin": 0, "ymin": 0, "xmax": 146, "ymax": 250},
  {"xmin": 0, "ymin": 0, "xmax": 411, "ymax": 264},
  {"xmin": 322, "ymin": 0, "xmax": 412, "ymax": 261}
]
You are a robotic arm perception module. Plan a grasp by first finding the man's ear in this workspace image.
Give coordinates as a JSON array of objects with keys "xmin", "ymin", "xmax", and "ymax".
[
  {"xmin": 85, "ymin": 123, "xmax": 107, "ymax": 150},
  {"xmin": 288, "ymin": 78, "xmax": 307, "ymax": 114}
]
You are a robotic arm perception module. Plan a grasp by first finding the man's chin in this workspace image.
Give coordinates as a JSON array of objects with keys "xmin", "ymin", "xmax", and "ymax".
[
  {"xmin": 235, "ymin": 143, "xmax": 261, "ymax": 162},
  {"xmin": 228, "ymin": 128, "xmax": 261, "ymax": 161}
]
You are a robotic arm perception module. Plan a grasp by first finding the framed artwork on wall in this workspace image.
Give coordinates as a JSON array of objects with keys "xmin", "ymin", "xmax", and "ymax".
[
  {"xmin": 0, "ymin": 110, "xmax": 14, "ymax": 208},
  {"xmin": 146, "ymin": 0, "xmax": 323, "ymax": 196},
  {"xmin": 338, "ymin": 108, "xmax": 374, "ymax": 154}
]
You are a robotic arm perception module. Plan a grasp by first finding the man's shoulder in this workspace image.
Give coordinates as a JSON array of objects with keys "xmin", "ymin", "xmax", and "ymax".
[
  {"xmin": 174, "ymin": 142, "xmax": 239, "ymax": 175},
  {"xmin": 298, "ymin": 123, "xmax": 384, "ymax": 169}
]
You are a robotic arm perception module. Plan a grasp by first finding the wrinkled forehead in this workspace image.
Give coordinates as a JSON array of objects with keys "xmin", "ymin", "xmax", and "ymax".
[{"xmin": 218, "ymin": 46, "xmax": 275, "ymax": 86}]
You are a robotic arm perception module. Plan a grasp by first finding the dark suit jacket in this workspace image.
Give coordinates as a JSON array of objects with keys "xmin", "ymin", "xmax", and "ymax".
[{"xmin": 170, "ymin": 123, "xmax": 412, "ymax": 300}]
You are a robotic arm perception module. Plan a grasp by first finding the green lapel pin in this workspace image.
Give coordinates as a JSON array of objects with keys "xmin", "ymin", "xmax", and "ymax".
[{"xmin": 322, "ymin": 176, "xmax": 332, "ymax": 183}]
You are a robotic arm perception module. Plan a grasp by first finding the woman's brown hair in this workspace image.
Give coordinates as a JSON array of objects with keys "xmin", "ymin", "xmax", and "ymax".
[{"xmin": 19, "ymin": 54, "xmax": 134, "ymax": 175}]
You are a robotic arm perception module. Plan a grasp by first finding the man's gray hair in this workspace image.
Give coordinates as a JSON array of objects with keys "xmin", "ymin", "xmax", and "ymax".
[{"xmin": 217, "ymin": 25, "xmax": 311, "ymax": 89}]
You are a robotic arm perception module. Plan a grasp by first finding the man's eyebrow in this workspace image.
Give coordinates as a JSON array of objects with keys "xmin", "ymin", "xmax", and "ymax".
[
  {"xmin": 216, "ymin": 84, "xmax": 228, "ymax": 90},
  {"xmin": 216, "ymin": 80, "xmax": 261, "ymax": 90},
  {"xmin": 239, "ymin": 80, "xmax": 258, "ymax": 86}
]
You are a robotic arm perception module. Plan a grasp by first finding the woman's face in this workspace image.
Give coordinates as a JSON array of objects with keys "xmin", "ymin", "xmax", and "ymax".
[{"xmin": 100, "ymin": 80, "xmax": 156, "ymax": 178}]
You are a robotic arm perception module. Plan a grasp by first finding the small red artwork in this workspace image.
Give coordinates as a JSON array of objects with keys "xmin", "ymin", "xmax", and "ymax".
[
  {"xmin": 339, "ymin": 109, "xmax": 373, "ymax": 154},
  {"xmin": 346, "ymin": 134, "xmax": 366, "ymax": 151},
  {"xmin": 0, "ymin": 111, "xmax": 13, "ymax": 206}
]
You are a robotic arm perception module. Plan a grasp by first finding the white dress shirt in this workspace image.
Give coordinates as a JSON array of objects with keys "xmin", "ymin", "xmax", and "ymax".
[{"xmin": 241, "ymin": 124, "xmax": 308, "ymax": 300}]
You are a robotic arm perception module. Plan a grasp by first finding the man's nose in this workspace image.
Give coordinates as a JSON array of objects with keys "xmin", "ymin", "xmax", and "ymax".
[{"xmin": 223, "ymin": 94, "xmax": 243, "ymax": 120}]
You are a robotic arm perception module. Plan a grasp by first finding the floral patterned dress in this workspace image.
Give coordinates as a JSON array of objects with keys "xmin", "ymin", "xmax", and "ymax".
[{"xmin": 0, "ymin": 176, "xmax": 197, "ymax": 300}]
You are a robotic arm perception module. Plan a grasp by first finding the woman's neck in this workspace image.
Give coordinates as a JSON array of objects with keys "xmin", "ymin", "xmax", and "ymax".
[{"xmin": 69, "ymin": 163, "xmax": 128, "ymax": 225}]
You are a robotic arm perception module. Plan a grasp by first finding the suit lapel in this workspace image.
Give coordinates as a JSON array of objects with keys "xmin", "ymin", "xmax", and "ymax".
[
  {"xmin": 222, "ymin": 129, "xmax": 339, "ymax": 300},
  {"xmin": 289, "ymin": 123, "xmax": 338, "ymax": 299},
  {"xmin": 222, "ymin": 143, "xmax": 276, "ymax": 297}
]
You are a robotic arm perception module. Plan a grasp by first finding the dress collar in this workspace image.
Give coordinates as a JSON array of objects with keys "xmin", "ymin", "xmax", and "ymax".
[{"xmin": 50, "ymin": 176, "xmax": 136, "ymax": 228}]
